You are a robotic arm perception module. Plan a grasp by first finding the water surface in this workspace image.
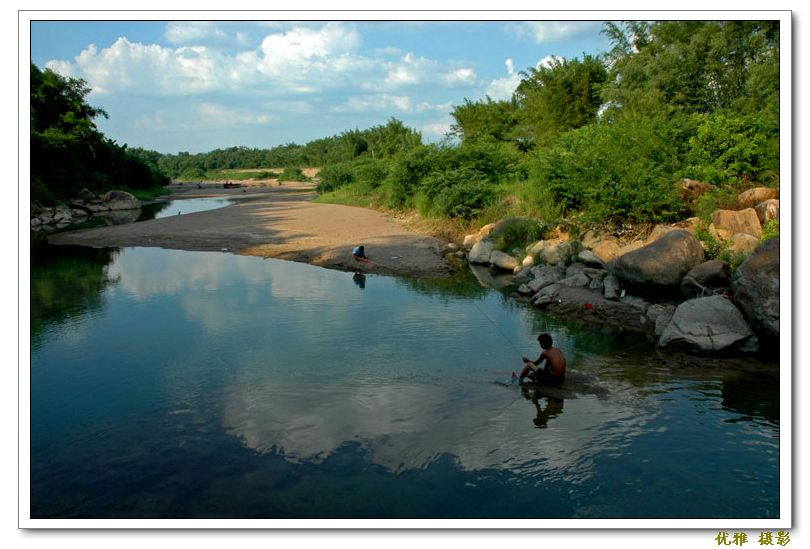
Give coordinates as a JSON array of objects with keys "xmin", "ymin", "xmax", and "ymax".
[{"xmin": 29, "ymin": 243, "xmax": 780, "ymax": 519}]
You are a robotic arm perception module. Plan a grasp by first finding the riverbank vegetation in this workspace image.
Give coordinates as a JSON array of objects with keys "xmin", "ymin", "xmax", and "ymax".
[
  {"xmin": 33, "ymin": 21, "xmax": 778, "ymax": 246},
  {"xmin": 30, "ymin": 63, "xmax": 170, "ymax": 206},
  {"xmin": 157, "ymin": 21, "xmax": 780, "ymax": 245}
]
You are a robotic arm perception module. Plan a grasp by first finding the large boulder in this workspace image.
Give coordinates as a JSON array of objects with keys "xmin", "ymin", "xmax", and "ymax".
[
  {"xmin": 540, "ymin": 239, "xmax": 573, "ymax": 265},
  {"xmin": 738, "ymin": 187, "xmax": 778, "ymax": 208},
  {"xmin": 732, "ymin": 238, "xmax": 779, "ymax": 340},
  {"xmin": 468, "ymin": 239, "xmax": 494, "ymax": 264},
  {"xmin": 99, "ymin": 190, "xmax": 141, "ymax": 211},
  {"xmin": 613, "ymin": 230, "xmax": 705, "ymax": 295},
  {"xmin": 659, "ymin": 296, "xmax": 757, "ymax": 354},
  {"xmin": 755, "ymin": 199, "xmax": 779, "ymax": 225},
  {"xmin": 681, "ymin": 260, "xmax": 731, "ymax": 299},
  {"xmin": 603, "ymin": 274, "xmax": 621, "ymax": 300},
  {"xmin": 728, "ymin": 233, "xmax": 760, "ymax": 255},
  {"xmin": 526, "ymin": 265, "xmax": 565, "ymax": 293},
  {"xmin": 710, "ymin": 208, "xmax": 762, "ymax": 240}
]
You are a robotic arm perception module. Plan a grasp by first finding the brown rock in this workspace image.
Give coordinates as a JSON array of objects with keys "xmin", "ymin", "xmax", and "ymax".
[
  {"xmin": 710, "ymin": 208, "xmax": 762, "ymax": 240},
  {"xmin": 755, "ymin": 199, "xmax": 779, "ymax": 225},
  {"xmin": 738, "ymin": 187, "xmax": 778, "ymax": 208}
]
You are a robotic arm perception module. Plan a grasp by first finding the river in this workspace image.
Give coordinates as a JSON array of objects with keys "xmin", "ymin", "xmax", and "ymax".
[{"xmin": 29, "ymin": 226, "xmax": 780, "ymax": 519}]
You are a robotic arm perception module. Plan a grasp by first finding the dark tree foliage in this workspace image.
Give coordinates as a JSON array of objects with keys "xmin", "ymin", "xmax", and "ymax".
[
  {"xmin": 450, "ymin": 97, "xmax": 520, "ymax": 146},
  {"xmin": 30, "ymin": 63, "xmax": 169, "ymax": 205},
  {"xmin": 513, "ymin": 54, "xmax": 608, "ymax": 148}
]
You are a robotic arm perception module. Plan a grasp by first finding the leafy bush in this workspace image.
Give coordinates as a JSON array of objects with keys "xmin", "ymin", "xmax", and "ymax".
[
  {"xmin": 490, "ymin": 217, "xmax": 549, "ymax": 252},
  {"xmin": 531, "ymin": 114, "xmax": 683, "ymax": 224},
  {"xmin": 278, "ymin": 167, "xmax": 308, "ymax": 182},
  {"xmin": 415, "ymin": 168, "xmax": 496, "ymax": 220},
  {"xmin": 693, "ymin": 186, "xmax": 740, "ymax": 222},
  {"xmin": 761, "ymin": 218, "xmax": 779, "ymax": 242},
  {"xmin": 316, "ymin": 161, "xmax": 355, "ymax": 193},
  {"xmin": 684, "ymin": 112, "xmax": 776, "ymax": 185}
]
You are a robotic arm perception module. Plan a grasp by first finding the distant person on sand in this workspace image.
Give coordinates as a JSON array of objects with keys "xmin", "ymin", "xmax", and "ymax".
[
  {"xmin": 514, "ymin": 333, "xmax": 566, "ymax": 386},
  {"xmin": 352, "ymin": 245, "xmax": 371, "ymax": 264}
]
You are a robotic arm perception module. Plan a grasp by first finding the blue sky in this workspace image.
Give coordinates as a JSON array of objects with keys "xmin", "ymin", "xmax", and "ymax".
[{"xmin": 30, "ymin": 19, "xmax": 612, "ymax": 154}]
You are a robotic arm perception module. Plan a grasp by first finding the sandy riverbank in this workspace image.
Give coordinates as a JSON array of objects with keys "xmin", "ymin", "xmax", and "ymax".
[{"xmin": 48, "ymin": 183, "xmax": 453, "ymax": 278}]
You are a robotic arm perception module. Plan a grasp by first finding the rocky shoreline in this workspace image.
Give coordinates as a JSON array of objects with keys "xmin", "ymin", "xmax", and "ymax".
[{"xmin": 454, "ymin": 185, "xmax": 780, "ymax": 357}]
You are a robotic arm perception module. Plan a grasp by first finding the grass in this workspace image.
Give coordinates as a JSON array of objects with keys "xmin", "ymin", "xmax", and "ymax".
[{"xmin": 125, "ymin": 186, "xmax": 172, "ymax": 201}]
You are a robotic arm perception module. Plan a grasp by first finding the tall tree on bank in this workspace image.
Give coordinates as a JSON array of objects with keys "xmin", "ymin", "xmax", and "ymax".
[
  {"xmin": 30, "ymin": 63, "xmax": 168, "ymax": 205},
  {"xmin": 513, "ymin": 54, "xmax": 608, "ymax": 149}
]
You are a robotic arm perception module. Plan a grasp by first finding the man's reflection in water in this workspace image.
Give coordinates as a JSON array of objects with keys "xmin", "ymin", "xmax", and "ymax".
[
  {"xmin": 353, "ymin": 272, "xmax": 366, "ymax": 289},
  {"xmin": 521, "ymin": 386, "xmax": 564, "ymax": 428}
]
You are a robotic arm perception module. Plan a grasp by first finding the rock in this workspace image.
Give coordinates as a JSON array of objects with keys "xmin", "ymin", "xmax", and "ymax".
[
  {"xmin": 680, "ymin": 178, "xmax": 715, "ymax": 203},
  {"xmin": 588, "ymin": 276, "xmax": 605, "ymax": 291},
  {"xmin": 52, "ymin": 207, "xmax": 73, "ymax": 223},
  {"xmin": 99, "ymin": 190, "xmax": 141, "ymax": 211},
  {"xmin": 521, "ymin": 255, "xmax": 535, "ymax": 269},
  {"xmin": 527, "ymin": 266, "xmax": 565, "ymax": 293},
  {"xmin": 603, "ymin": 275, "xmax": 621, "ymax": 300},
  {"xmin": 478, "ymin": 223, "xmax": 497, "ymax": 237},
  {"xmin": 463, "ymin": 233, "xmax": 481, "ymax": 249},
  {"xmin": 647, "ymin": 224, "xmax": 679, "ymax": 244},
  {"xmin": 517, "ymin": 283, "xmax": 535, "ymax": 296},
  {"xmin": 558, "ymin": 272, "xmax": 591, "ymax": 288},
  {"xmin": 738, "ymin": 187, "xmax": 778, "ymax": 208},
  {"xmin": 732, "ymin": 238, "xmax": 779, "ymax": 340},
  {"xmin": 620, "ymin": 294, "xmax": 651, "ymax": 313},
  {"xmin": 710, "ymin": 208, "xmax": 762, "ymax": 240},
  {"xmin": 578, "ymin": 250, "xmax": 605, "ymax": 267},
  {"xmin": 580, "ymin": 230, "xmax": 599, "ymax": 249},
  {"xmin": 647, "ymin": 304, "xmax": 677, "ymax": 337},
  {"xmin": 755, "ymin": 199, "xmax": 779, "ymax": 225},
  {"xmin": 613, "ymin": 230, "xmax": 705, "ymax": 295},
  {"xmin": 728, "ymin": 233, "xmax": 760, "ymax": 255},
  {"xmin": 454, "ymin": 251, "xmax": 466, "ymax": 259},
  {"xmin": 512, "ymin": 268, "xmax": 533, "ymax": 285},
  {"xmin": 659, "ymin": 296, "xmax": 757, "ymax": 354},
  {"xmin": 490, "ymin": 250, "xmax": 520, "ymax": 271},
  {"xmin": 565, "ymin": 263, "xmax": 585, "ymax": 277},
  {"xmin": 468, "ymin": 239, "xmax": 494, "ymax": 264},
  {"xmin": 681, "ymin": 260, "xmax": 731, "ymax": 299},
  {"xmin": 540, "ymin": 239, "xmax": 573, "ymax": 265},
  {"xmin": 78, "ymin": 188, "xmax": 96, "ymax": 201},
  {"xmin": 526, "ymin": 240, "xmax": 545, "ymax": 256},
  {"xmin": 532, "ymin": 283, "xmax": 562, "ymax": 306},
  {"xmin": 591, "ymin": 237, "xmax": 621, "ymax": 263},
  {"xmin": 443, "ymin": 243, "xmax": 459, "ymax": 253},
  {"xmin": 672, "ymin": 217, "xmax": 701, "ymax": 235},
  {"xmin": 614, "ymin": 240, "xmax": 646, "ymax": 259}
]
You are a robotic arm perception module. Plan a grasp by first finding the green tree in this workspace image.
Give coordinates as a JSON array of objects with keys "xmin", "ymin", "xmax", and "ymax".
[
  {"xmin": 450, "ymin": 97, "xmax": 520, "ymax": 146},
  {"xmin": 513, "ymin": 54, "xmax": 608, "ymax": 148}
]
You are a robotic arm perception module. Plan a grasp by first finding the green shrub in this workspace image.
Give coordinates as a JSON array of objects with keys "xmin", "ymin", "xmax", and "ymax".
[
  {"xmin": 316, "ymin": 161, "xmax": 355, "ymax": 193},
  {"xmin": 278, "ymin": 167, "xmax": 308, "ymax": 182},
  {"xmin": 531, "ymin": 114, "xmax": 683, "ymax": 224},
  {"xmin": 684, "ymin": 112, "xmax": 776, "ymax": 185},
  {"xmin": 693, "ymin": 186, "xmax": 740, "ymax": 222},
  {"xmin": 761, "ymin": 218, "xmax": 779, "ymax": 242}
]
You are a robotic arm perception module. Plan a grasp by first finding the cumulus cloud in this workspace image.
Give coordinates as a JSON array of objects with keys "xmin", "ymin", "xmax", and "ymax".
[
  {"xmin": 196, "ymin": 102, "xmax": 273, "ymax": 127},
  {"xmin": 484, "ymin": 58, "xmax": 522, "ymax": 101}
]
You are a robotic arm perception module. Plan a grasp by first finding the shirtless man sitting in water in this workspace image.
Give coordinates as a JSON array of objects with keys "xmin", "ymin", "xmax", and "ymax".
[{"xmin": 515, "ymin": 333, "xmax": 566, "ymax": 386}]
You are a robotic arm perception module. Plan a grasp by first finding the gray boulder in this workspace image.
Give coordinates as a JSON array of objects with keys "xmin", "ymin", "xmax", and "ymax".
[
  {"xmin": 532, "ymin": 283, "xmax": 562, "ymax": 306},
  {"xmin": 613, "ymin": 230, "xmax": 705, "ymax": 295},
  {"xmin": 681, "ymin": 260, "xmax": 731, "ymax": 299},
  {"xmin": 99, "ymin": 190, "xmax": 141, "ymax": 211},
  {"xmin": 646, "ymin": 304, "xmax": 677, "ymax": 337},
  {"xmin": 578, "ymin": 250, "xmax": 605, "ymax": 267},
  {"xmin": 755, "ymin": 199, "xmax": 779, "ymax": 225},
  {"xmin": 558, "ymin": 272, "xmax": 591, "ymax": 288},
  {"xmin": 527, "ymin": 265, "xmax": 565, "ymax": 293},
  {"xmin": 659, "ymin": 296, "xmax": 757, "ymax": 354},
  {"xmin": 603, "ymin": 274, "xmax": 621, "ymax": 300},
  {"xmin": 732, "ymin": 238, "xmax": 779, "ymax": 340},
  {"xmin": 468, "ymin": 239, "xmax": 494, "ymax": 264}
]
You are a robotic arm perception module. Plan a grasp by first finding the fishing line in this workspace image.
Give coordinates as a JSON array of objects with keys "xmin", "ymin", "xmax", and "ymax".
[{"xmin": 473, "ymin": 300, "xmax": 525, "ymax": 356}]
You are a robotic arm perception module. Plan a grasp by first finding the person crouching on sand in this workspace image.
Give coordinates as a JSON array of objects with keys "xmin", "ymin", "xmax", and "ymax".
[
  {"xmin": 352, "ymin": 245, "xmax": 371, "ymax": 264},
  {"xmin": 515, "ymin": 333, "xmax": 566, "ymax": 386}
]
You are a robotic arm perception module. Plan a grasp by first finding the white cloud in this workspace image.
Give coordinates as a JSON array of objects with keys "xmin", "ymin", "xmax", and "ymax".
[
  {"xmin": 537, "ymin": 54, "xmax": 565, "ymax": 69},
  {"xmin": 484, "ymin": 58, "xmax": 522, "ymax": 101},
  {"xmin": 421, "ymin": 121, "xmax": 452, "ymax": 138},
  {"xmin": 519, "ymin": 21, "xmax": 601, "ymax": 44},
  {"xmin": 444, "ymin": 67, "xmax": 477, "ymax": 86},
  {"xmin": 196, "ymin": 102, "xmax": 273, "ymax": 127},
  {"xmin": 44, "ymin": 59, "xmax": 76, "ymax": 78},
  {"xmin": 165, "ymin": 21, "xmax": 228, "ymax": 45}
]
